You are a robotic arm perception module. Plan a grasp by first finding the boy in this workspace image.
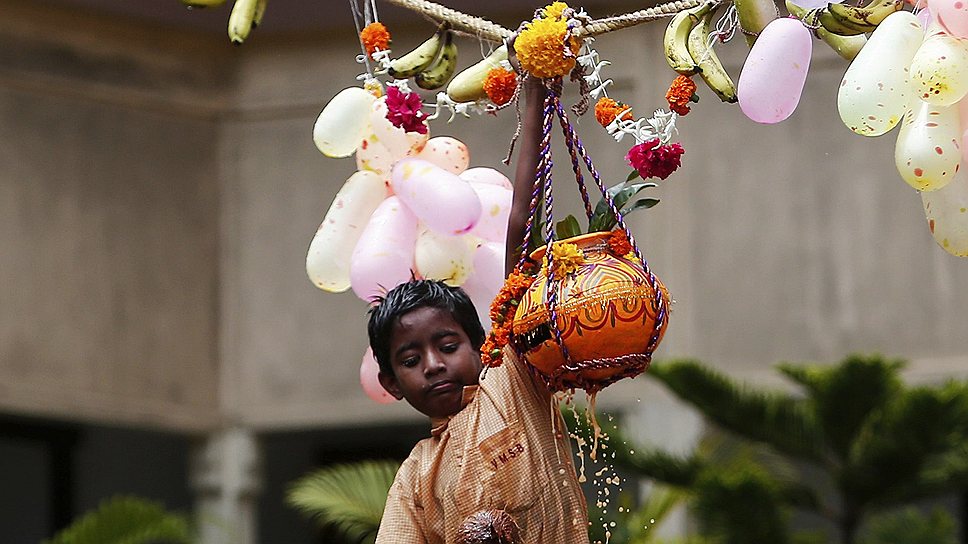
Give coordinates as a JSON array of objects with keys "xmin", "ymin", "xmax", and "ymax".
[{"xmin": 367, "ymin": 71, "xmax": 591, "ymax": 542}]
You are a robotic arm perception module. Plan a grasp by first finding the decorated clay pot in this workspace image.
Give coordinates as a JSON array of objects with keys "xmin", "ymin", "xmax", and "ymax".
[{"xmin": 510, "ymin": 231, "xmax": 670, "ymax": 392}]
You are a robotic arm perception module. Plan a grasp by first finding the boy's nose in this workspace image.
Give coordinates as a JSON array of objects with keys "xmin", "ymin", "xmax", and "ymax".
[{"xmin": 423, "ymin": 353, "xmax": 446, "ymax": 376}]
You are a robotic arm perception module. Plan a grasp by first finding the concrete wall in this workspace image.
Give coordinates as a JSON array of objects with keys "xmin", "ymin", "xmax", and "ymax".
[{"xmin": 1, "ymin": 0, "xmax": 966, "ymax": 436}]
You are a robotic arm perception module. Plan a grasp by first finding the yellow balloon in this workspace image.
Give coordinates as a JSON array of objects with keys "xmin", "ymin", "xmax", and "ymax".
[
  {"xmin": 894, "ymin": 101, "xmax": 962, "ymax": 191},
  {"xmin": 414, "ymin": 228, "xmax": 475, "ymax": 286},
  {"xmin": 910, "ymin": 34, "xmax": 968, "ymax": 106},
  {"xmin": 922, "ymin": 167, "xmax": 968, "ymax": 257}
]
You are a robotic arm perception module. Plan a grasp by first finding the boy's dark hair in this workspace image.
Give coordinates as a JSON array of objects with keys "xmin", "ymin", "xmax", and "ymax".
[{"xmin": 367, "ymin": 279, "xmax": 486, "ymax": 375}]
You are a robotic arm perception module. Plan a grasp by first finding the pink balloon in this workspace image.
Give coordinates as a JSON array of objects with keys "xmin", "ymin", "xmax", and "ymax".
[
  {"xmin": 917, "ymin": 7, "xmax": 935, "ymax": 31},
  {"xmin": 738, "ymin": 17, "xmax": 813, "ymax": 124},
  {"xmin": 934, "ymin": 0, "xmax": 968, "ymax": 37},
  {"xmin": 416, "ymin": 136, "xmax": 470, "ymax": 174},
  {"xmin": 460, "ymin": 242, "xmax": 505, "ymax": 332},
  {"xmin": 390, "ymin": 158, "xmax": 482, "ymax": 236},
  {"xmin": 360, "ymin": 347, "xmax": 397, "ymax": 404},
  {"xmin": 459, "ymin": 167, "xmax": 513, "ymax": 190},
  {"xmin": 350, "ymin": 196, "xmax": 419, "ymax": 302},
  {"xmin": 467, "ymin": 182, "xmax": 512, "ymax": 243}
]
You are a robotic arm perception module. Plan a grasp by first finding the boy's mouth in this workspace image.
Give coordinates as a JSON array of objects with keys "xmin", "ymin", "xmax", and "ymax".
[{"xmin": 428, "ymin": 380, "xmax": 459, "ymax": 394}]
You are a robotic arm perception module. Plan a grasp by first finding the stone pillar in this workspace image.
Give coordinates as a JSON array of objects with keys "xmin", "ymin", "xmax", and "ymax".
[{"xmin": 190, "ymin": 427, "xmax": 263, "ymax": 544}]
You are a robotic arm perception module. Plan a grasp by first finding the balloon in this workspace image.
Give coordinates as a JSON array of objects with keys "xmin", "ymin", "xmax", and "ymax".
[
  {"xmin": 917, "ymin": 7, "xmax": 935, "ymax": 31},
  {"xmin": 895, "ymin": 100, "xmax": 962, "ymax": 191},
  {"xmin": 459, "ymin": 167, "xmax": 513, "ymax": 190},
  {"xmin": 313, "ymin": 87, "xmax": 376, "ymax": 158},
  {"xmin": 306, "ymin": 170, "xmax": 387, "ymax": 292},
  {"xmin": 933, "ymin": 0, "xmax": 968, "ymax": 37},
  {"xmin": 414, "ymin": 228, "xmax": 476, "ymax": 286},
  {"xmin": 356, "ymin": 132, "xmax": 397, "ymax": 178},
  {"xmin": 921, "ymin": 167, "xmax": 968, "ymax": 256},
  {"xmin": 460, "ymin": 241, "xmax": 505, "ymax": 331},
  {"xmin": 368, "ymin": 98, "xmax": 429, "ymax": 160},
  {"xmin": 361, "ymin": 347, "xmax": 397, "ymax": 404},
  {"xmin": 350, "ymin": 196, "xmax": 419, "ymax": 302},
  {"xmin": 416, "ymin": 136, "xmax": 471, "ymax": 174},
  {"xmin": 961, "ymin": 97, "xmax": 968, "ymax": 162},
  {"xmin": 390, "ymin": 158, "xmax": 482, "ymax": 236},
  {"xmin": 910, "ymin": 34, "xmax": 968, "ymax": 106},
  {"xmin": 837, "ymin": 11, "xmax": 924, "ymax": 136},
  {"xmin": 467, "ymin": 182, "xmax": 512, "ymax": 243},
  {"xmin": 737, "ymin": 18, "xmax": 812, "ymax": 124}
]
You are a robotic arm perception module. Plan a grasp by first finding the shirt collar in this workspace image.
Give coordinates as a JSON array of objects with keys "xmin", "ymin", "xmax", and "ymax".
[{"xmin": 430, "ymin": 384, "xmax": 478, "ymax": 437}]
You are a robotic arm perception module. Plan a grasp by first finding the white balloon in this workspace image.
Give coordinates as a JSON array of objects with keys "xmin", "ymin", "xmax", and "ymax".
[
  {"xmin": 356, "ymin": 132, "xmax": 396, "ymax": 178},
  {"xmin": 369, "ymin": 98, "xmax": 429, "ymax": 160},
  {"xmin": 459, "ymin": 167, "xmax": 512, "ymax": 189},
  {"xmin": 467, "ymin": 182, "xmax": 512, "ymax": 243},
  {"xmin": 416, "ymin": 137, "xmax": 470, "ymax": 174},
  {"xmin": 910, "ymin": 34, "xmax": 968, "ymax": 106},
  {"xmin": 414, "ymin": 228, "xmax": 475, "ymax": 286},
  {"xmin": 461, "ymin": 241, "xmax": 506, "ymax": 332},
  {"xmin": 838, "ymin": 11, "xmax": 924, "ymax": 136},
  {"xmin": 350, "ymin": 196, "xmax": 419, "ymax": 302},
  {"xmin": 313, "ymin": 88, "xmax": 376, "ymax": 157},
  {"xmin": 922, "ymin": 167, "xmax": 968, "ymax": 257},
  {"xmin": 306, "ymin": 171, "xmax": 387, "ymax": 292},
  {"xmin": 895, "ymin": 101, "xmax": 962, "ymax": 191}
]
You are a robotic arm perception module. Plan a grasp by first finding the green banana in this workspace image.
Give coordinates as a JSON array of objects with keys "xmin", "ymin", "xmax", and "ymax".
[
  {"xmin": 663, "ymin": 2, "xmax": 715, "ymax": 76},
  {"xmin": 785, "ymin": 0, "xmax": 868, "ymax": 60},
  {"xmin": 826, "ymin": 0, "xmax": 904, "ymax": 32},
  {"xmin": 415, "ymin": 32, "xmax": 458, "ymax": 90},
  {"xmin": 734, "ymin": 0, "xmax": 780, "ymax": 46},
  {"xmin": 228, "ymin": 0, "xmax": 258, "ymax": 44},
  {"xmin": 818, "ymin": 9, "xmax": 869, "ymax": 35},
  {"xmin": 253, "ymin": 0, "xmax": 267, "ymax": 27},
  {"xmin": 182, "ymin": 0, "xmax": 227, "ymax": 7},
  {"xmin": 446, "ymin": 45, "xmax": 509, "ymax": 103},
  {"xmin": 687, "ymin": 10, "xmax": 738, "ymax": 103},
  {"xmin": 388, "ymin": 24, "xmax": 448, "ymax": 79}
]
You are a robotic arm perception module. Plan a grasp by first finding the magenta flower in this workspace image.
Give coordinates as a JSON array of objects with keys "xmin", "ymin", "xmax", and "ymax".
[
  {"xmin": 626, "ymin": 139, "xmax": 684, "ymax": 180},
  {"xmin": 385, "ymin": 86, "xmax": 428, "ymax": 134}
]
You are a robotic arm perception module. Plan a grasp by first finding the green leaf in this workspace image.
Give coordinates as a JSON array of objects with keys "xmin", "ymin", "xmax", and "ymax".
[
  {"xmin": 286, "ymin": 460, "xmax": 400, "ymax": 544},
  {"xmin": 45, "ymin": 496, "xmax": 191, "ymax": 544},
  {"xmin": 622, "ymin": 198, "xmax": 660, "ymax": 215},
  {"xmin": 555, "ymin": 215, "xmax": 582, "ymax": 240},
  {"xmin": 626, "ymin": 169, "xmax": 641, "ymax": 182},
  {"xmin": 589, "ymin": 182, "xmax": 657, "ymax": 232}
]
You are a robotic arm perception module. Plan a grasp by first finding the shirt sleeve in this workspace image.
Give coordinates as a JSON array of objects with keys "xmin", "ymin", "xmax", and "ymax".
[{"xmin": 375, "ymin": 456, "xmax": 428, "ymax": 544}]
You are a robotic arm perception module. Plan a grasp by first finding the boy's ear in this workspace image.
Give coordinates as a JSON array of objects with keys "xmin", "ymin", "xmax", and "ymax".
[{"xmin": 378, "ymin": 371, "xmax": 404, "ymax": 400}]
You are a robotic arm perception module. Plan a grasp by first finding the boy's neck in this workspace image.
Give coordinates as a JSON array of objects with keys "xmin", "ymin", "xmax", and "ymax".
[{"xmin": 430, "ymin": 384, "xmax": 479, "ymax": 436}]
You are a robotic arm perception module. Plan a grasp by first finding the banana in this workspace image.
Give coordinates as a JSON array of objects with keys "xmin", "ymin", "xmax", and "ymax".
[
  {"xmin": 734, "ymin": 0, "xmax": 780, "ymax": 46},
  {"xmin": 818, "ymin": 9, "xmax": 870, "ymax": 35},
  {"xmin": 664, "ymin": 2, "xmax": 715, "ymax": 76},
  {"xmin": 785, "ymin": 0, "xmax": 868, "ymax": 60},
  {"xmin": 388, "ymin": 24, "xmax": 448, "ymax": 79},
  {"xmin": 182, "ymin": 0, "xmax": 227, "ymax": 7},
  {"xmin": 687, "ymin": 10, "xmax": 738, "ymax": 103},
  {"xmin": 253, "ymin": 0, "xmax": 267, "ymax": 28},
  {"xmin": 228, "ymin": 0, "xmax": 258, "ymax": 44},
  {"xmin": 446, "ymin": 45, "xmax": 509, "ymax": 103},
  {"xmin": 826, "ymin": 0, "xmax": 904, "ymax": 32},
  {"xmin": 415, "ymin": 32, "xmax": 458, "ymax": 90}
]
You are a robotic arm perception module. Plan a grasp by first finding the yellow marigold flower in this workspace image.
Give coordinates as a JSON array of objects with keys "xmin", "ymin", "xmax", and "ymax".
[
  {"xmin": 543, "ymin": 1, "xmax": 570, "ymax": 19},
  {"xmin": 550, "ymin": 241, "xmax": 585, "ymax": 279},
  {"xmin": 515, "ymin": 17, "xmax": 581, "ymax": 79}
]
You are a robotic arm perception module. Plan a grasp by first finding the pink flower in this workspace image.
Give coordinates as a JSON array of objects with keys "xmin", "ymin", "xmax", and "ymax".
[
  {"xmin": 626, "ymin": 139, "xmax": 684, "ymax": 180},
  {"xmin": 385, "ymin": 86, "xmax": 428, "ymax": 134}
]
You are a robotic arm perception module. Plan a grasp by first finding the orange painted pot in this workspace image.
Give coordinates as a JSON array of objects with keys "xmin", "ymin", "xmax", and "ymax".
[{"xmin": 510, "ymin": 231, "xmax": 670, "ymax": 392}]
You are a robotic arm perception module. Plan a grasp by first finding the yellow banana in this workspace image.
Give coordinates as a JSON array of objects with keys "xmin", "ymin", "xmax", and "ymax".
[
  {"xmin": 664, "ymin": 2, "xmax": 715, "ymax": 76},
  {"xmin": 182, "ymin": 0, "xmax": 227, "ymax": 7},
  {"xmin": 253, "ymin": 0, "xmax": 267, "ymax": 28},
  {"xmin": 415, "ymin": 32, "xmax": 458, "ymax": 90},
  {"xmin": 687, "ymin": 10, "xmax": 738, "ymax": 103},
  {"xmin": 228, "ymin": 0, "xmax": 258, "ymax": 44},
  {"xmin": 446, "ymin": 45, "xmax": 509, "ymax": 103},
  {"xmin": 826, "ymin": 0, "xmax": 904, "ymax": 32},
  {"xmin": 734, "ymin": 0, "xmax": 780, "ymax": 46},
  {"xmin": 786, "ymin": 0, "xmax": 868, "ymax": 60},
  {"xmin": 389, "ymin": 24, "xmax": 448, "ymax": 79}
]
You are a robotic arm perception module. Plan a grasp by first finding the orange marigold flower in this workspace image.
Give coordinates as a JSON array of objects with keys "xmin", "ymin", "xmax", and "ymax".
[
  {"xmin": 594, "ymin": 97, "xmax": 633, "ymax": 128},
  {"xmin": 483, "ymin": 68, "xmax": 518, "ymax": 106},
  {"xmin": 607, "ymin": 229, "xmax": 633, "ymax": 257},
  {"xmin": 666, "ymin": 75, "xmax": 697, "ymax": 116},
  {"xmin": 360, "ymin": 22, "xmax": 391, "ymax": 59},
  {"xmin": 550, "ymin": 241, "xmax": 585, "ymax": 280},
  {"xmin": 543, "ymin": 1, "xmax": 570, "ymax": 19},
  {"xmin": 481, "ymin": 266, "xmax": 536, "ymax": 367},
  {"xmin": 515, "ymin": 16, "xmax": 581, "ymax": 79}
]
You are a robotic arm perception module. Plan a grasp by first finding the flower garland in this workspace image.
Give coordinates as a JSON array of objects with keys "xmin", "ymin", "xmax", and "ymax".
[
  {"xmin": 360, "ymin": 22, "xmax": 391, "ymax": 60},
  {"xmin": 483, "ymin": 68, "xmax": 518, "ymax": 107},
  {"xmin": 666, "ymin": 75, "xmax": 698, "ymax": 116},
  {"xmin": 627, "ymin": 139, "xmax": 684, "ymax": 180},
  {"xmin": 480, "ymin": 266, "xmax": 536, "ymax": 367},
  {"xmin": 515, "ymin": 3, "xmax": 582, "ymax": 79},
  {"xmin": 385, "ymin": 85, "xmax": 428, "ymax": 134}
]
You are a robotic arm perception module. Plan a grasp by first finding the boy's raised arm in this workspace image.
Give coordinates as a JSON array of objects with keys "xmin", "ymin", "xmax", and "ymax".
[{"xmin": 505, "ymin": 74, "xmax": 546, "ymax": 278}]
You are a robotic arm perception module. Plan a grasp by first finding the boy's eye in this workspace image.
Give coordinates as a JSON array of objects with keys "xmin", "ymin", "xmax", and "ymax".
[
  {"xmin": 440, "ymin": 343, "xmax": 458, "ymax": 354},
  {"xmin": 401, "ymin": 356, "xmax": 419, "ymax": 368}
]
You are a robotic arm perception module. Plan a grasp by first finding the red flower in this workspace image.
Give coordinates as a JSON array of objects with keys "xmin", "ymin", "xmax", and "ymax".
[
  {"xmin": 626, "ymin": 139, "xmax": 684, "ymax": 180},
  {"xmin": 385, "ymin": 86, "xmax": 428, "ymax": 134}
]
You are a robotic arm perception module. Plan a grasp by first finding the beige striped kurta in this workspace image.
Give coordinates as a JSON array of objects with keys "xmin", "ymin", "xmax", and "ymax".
[{"xmin": 375, "ymin": 347, "xmax": 590, "ymax": 544}]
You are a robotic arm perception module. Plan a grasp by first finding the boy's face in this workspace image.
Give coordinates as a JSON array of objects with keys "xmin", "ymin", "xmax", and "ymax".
[{"xmin": 378, "ymin": 306, "xmax": 482, "ymax": 419}]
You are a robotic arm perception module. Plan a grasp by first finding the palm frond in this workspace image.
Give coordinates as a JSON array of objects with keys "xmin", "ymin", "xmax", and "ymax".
[
  {"xmin": 649, "ymin": 360, "xmax": 826, "ymax": 464},
  {"xmin": 45, "ymin": 496, "xmax": 191, "ymax": 544},
  {"xmin": 286, "ymin": 460, "xmax": 400, "ymax": 544}
]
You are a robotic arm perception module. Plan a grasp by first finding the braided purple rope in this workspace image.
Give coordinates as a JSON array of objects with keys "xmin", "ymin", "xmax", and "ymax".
[
  {"xmin": 554, "ymin": 103, "xmax": 668, "ymax": 355},
  {"xmin": 541, "ymin": 89, "xmax": 574, "ymax": 366},
  {"xmin": 555, "ymin": 103, "xmax": 594, "ymax": 222},
  {"xmin": 515, "ymin": 97, "xmax": 556, "ymax": 271}
]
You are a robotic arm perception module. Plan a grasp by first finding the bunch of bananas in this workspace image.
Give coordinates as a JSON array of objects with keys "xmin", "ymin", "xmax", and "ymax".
[
  {"xmin": 804, "ymin": 0, "xmax": 904, "ymax": 36},
  {"xmin": 663, "ymin": 1, "xmax": 738, "ymax": 103},
  {"xmin": 388, "ymin": 24, "xmax": 459, "ymax": 90}
]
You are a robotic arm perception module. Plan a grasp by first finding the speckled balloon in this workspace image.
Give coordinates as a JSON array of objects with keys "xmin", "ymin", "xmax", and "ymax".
[
  {"xmin": 910, "ymin": 34, "xmax": 968, "ymax": 106},
  {"xmin": 922, "ymin": 170, "xmax": 968, "ymax": 257},
  {"xmin": 894, "ymin": 101, "xmax": 962, "ymax": 191},
  {"xmin": 838, "ymin": 11, "xmax": 924, "ymax": 136}
]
